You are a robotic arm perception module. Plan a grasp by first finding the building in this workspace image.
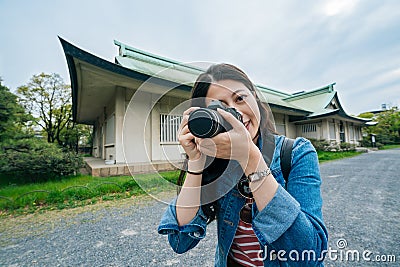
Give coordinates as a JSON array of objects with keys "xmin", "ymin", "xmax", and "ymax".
[{"xmin": 60, "ymin": 38, "xmax": 370, "ymax": 176}]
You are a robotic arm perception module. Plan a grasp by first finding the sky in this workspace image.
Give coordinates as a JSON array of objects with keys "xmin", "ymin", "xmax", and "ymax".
[{"xmin": 0, "ymin": 0, "xmax": 399, "ymax": 115}]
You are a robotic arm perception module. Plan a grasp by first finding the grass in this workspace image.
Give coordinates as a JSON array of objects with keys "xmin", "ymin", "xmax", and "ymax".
[
  {"xmin": 380, "ymin": 144, "xmax": 400, "ymax": 150},
  {"xmin": 0, "ymin": 170, "xmax": 179, "ymax": 216},
  {"xmin": 317, "ymin": 150, "xmax": 362, "ymax": 163},
  {"xmin": 0, "ymin": 149, "xmax": 365, "ymax": 216}
]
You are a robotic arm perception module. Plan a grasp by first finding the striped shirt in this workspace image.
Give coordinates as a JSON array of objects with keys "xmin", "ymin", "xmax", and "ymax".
[{"xmin": 229, "ymin": 204, "xmax": 264, "ymax": 266}]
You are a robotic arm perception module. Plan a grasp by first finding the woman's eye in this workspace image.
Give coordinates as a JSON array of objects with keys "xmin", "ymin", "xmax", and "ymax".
[{"xmin": 236, "ymin": 95, "xmax": 247, "ymax": 102}]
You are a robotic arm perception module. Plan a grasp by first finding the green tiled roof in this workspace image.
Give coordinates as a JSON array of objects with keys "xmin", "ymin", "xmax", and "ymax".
[
  {"xmin": 115, "ymin": 40, "xmax": 203, "ymax": 86},
  {"xmin": 284, "ymin": 84, "xmax": 337, "ymax": 115},
  {"xmin": 256, "ymin": 85, "xmax": 311, "ymax": 113},
  {"xmin": 113, "ymin": 40, "xmax": 368, "ymax": 123}
]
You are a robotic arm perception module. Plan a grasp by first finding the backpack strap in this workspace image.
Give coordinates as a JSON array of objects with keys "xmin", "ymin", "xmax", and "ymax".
[{"xmin": 280, "ymin": 137, "xmax": 294, "ymax": 188}]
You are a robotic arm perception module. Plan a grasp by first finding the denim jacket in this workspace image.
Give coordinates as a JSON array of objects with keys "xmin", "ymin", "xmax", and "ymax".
[{"xmin": 158, "ymin": 135, "xmax": 328, "ymax": 266}]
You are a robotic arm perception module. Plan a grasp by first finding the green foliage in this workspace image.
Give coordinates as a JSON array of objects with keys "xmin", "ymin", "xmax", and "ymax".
[
  {"xmin": 0, "ymin": 137, "xmax": 84, "ymax": 184},
  {"xmin": 358, "ymin": 112, "xmax": 374, "ymax": 119},
  {"xmin": 0, "ymin": 81, "xmax": 33, "ymax": 142},
  {"xmin": 362, "ymin": 108, "xmax": 400, "ymax": 145},
  {"xmin": 317, "ymin": 151, "xmax": 361, "ymax": 163},
  {"xmin": 310, "ymin": 139, "xmax": 358, "ymax": 152},
  {"xmin": 375, "ymin": 142, "xmax": 384, "ymax": 149},
  {"xmin": 15, "ymin": 73, "xmax": 92, "ymax": 152},
  {"xmin": 339, "ymin": 142, "xmax": 356, "ymax": 151},
  {"xmin": 380, "ymin": 144, "xmax": 400, "ymax": 150},
  {"xmin": 309, "ymin": 139, "xmax": 330, "ymax": 151},
  {"xmin": 360, "ymin": 137, "xmax": 372, "ymax": 147},
  {"xmin": 60, "ymin": 124, "xmax": 93, "ymax": 152},
  {"xmin": 0, "ymin": 171, "xmax": 179, "ymax": 214},
  {"xmin": 17, "ymin": 73, "xmax": 73, "ymax": 146},
  {"xmin": 0, "ymin": 76, "xmax": 89, "ymax": 189}
]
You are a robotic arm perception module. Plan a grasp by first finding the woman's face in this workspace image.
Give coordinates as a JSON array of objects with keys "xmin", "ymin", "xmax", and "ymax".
[{"xmin": 205, "ymin": 79, "xmax": 261, "ymax": 141}]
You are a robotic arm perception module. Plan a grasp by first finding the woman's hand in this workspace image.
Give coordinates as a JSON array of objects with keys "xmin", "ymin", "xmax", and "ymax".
[
  {"xmin": 197, "ymin": 108, "xmax": 259, "ymax": 167},
  {"xmin": 178, "ymin": 107, "xmax": 204, "ymax": 161}
]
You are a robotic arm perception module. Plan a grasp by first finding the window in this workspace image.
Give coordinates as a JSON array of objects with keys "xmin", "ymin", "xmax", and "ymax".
[
  {"xmin": 339, "ymin": 121, "xmax": 345, "ymax": 142},
  {"xmin": 160, "ymin": 114, "xmax": 183, "ymax": 143},
  {"xmin": 349, "ymin": 126, "xmax": 355, "ymax": 141},
  {"xmin": 275, "ymin": 116, "xmax": 286, "ymax": 135},
  {"xmin": 105, "ymin": 114, "xmax": 115, "ymax": 145},
  {"xmin": 355, "ymin": 126, "xmax": 361, "ymax": 140},
  {"xmin": 301, "ymin": 124, "xmax": 317, "ymax": 133},
  {"xmin": 329, "ymin": 122, "xmax": 336, "ymax": 140},
  {"xmin": 276, "ymin": 124, "xmax": 286, "ymax": 135}
]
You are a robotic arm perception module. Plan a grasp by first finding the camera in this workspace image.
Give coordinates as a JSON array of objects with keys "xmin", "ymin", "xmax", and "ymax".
[{"xmin": 188, "ymin": 100, "xmax": 243, "ymax": 138}]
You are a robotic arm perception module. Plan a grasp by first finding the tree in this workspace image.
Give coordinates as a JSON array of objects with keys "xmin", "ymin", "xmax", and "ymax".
[
  {"xmin": 17, "ymin": 73, "xmax": 72, "ymax": 145},
  {"xmin": 0, "ymin": 77, "xmax": 84, "ymax": 183},
  {"xmin": 0, "ymin": 80, "xmax": 32, "ymax": 142},
  {"xmin": 358, "ymin": 112, "xmax": 374, "ymax": 119},
  {"xmin": 361, "ymin": 108, "xmax": 400, "ymax": 144},
  {"xmin": 60, "ymin": 123, "xmax": 93, "ymax": 152}
]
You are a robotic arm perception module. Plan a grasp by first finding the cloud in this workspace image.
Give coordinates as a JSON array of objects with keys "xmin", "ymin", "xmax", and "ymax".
[
  {"xmin": 0, "ymin": 0, "xmax": 399, "ymax": 115},
  {"xmin": 363, "ymin": 68, "xmax": 400, "ymax": 90},
  {"xmin": 321, "ymin": 0, "xmax": 359, "ymax": 17}
]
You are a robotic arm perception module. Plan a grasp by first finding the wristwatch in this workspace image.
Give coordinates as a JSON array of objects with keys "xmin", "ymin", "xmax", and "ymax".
[{"xmin": 247, "ymin": 168, "xmax": 271, "ymax": 183}]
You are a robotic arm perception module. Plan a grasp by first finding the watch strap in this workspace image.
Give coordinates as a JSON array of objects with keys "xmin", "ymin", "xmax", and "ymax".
[{"xmin": 247, "ymin": 168, "xmax": 271, "ymax": 183}]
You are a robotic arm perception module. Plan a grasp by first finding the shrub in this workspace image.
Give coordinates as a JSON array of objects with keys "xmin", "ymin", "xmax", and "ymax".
[
  {"xmin": 375, "ymin": 142, "xmax": 384, "ymax": 149},
  {"xmin": 376, "ymin": 134, "xmax": 398, "ymax": 145},
  {"xmin": 325, "ymin": 143, "xmax": 341, "ymax": 152},
  {"xmin": 339, "ymin": 142, "xmax": 355, "ymax": 151},
  {"xmin": 0, "ymin": 137, "xmax": 84, "ymax": 183},
  {"xmin": 360, "ymin": 138, "xmax": 371, "ymax": 147},
  {"xmin": 309, "ymin": 139, "xmax": 330, "ymax": 151}
]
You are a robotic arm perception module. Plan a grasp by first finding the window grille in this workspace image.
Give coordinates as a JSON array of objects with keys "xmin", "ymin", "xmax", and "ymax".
[
  {"xmin": 301, "ymin": 123, "xmax": 317, "ymax": 133},
  {"xmin": 160, "ymin": 114, "xmax": 183, "ymax": 143}
]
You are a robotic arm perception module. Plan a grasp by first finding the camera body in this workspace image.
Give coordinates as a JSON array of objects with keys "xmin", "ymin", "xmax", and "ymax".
[{"xmin": 188, "ymin": 100, "xmax": 243, "ymax": 138}]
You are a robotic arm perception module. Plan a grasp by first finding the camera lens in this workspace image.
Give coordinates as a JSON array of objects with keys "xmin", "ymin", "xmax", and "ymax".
[{"xmin": 188, "ymin": 109, "xmax": 222, "ymax": 138}]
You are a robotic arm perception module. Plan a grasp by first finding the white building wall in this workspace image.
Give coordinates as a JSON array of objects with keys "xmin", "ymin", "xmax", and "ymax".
[
  {"xmin": 285, "ymin": 115, "xmax": 297, "ymax": 139},
  {"xmin": 96, "ymin": 89, "xmax": 369, "ymax": 165},
  {"xmin": 114, "ymin": 87, "xmax": 125, "ymax": 163},
  {"xmin": 122, "ymin": 90, "xmax": 153, "ymax": 164}
]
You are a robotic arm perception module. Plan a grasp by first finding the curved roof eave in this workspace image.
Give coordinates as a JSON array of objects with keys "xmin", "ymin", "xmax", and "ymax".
[
  {"xmin": 337, "ymin": 110, "xmax": 372, "ymax": 124},
  {"xmin": 58, "ymin": 37, "xmax": 191, "ymax": 122},
  {"xmin": 269, "ymin": 103, "xmax": 311, "ymax": 116}
]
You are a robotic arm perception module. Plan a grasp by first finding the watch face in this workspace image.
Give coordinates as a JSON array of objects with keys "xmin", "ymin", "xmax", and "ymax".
[{"xmin": 237, "ymin": 176, "xmax": 253, "ymax": 198}]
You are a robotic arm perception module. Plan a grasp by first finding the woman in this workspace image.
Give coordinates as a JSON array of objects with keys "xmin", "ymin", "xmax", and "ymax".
[{"xmin": 158, "ymin": 64, "xmax": 328, "ymax": 266}]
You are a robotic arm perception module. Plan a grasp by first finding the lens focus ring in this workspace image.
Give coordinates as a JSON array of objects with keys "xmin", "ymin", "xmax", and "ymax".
[{"xmin": 188, "ymin": 109, "xmax": 222, "ymax": 138}]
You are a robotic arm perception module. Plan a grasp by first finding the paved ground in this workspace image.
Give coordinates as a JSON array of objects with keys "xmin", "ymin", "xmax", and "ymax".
[
  {"xmin": 321, "ymin": 149, "xmax": 399, "ymax": 266},
  {"xmin": 1, "ymin": 149, "xmax": 399, "ymax": 266}
]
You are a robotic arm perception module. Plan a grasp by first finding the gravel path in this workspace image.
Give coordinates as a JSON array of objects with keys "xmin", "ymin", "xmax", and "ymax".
[
  {"xmin": 321, "ymin": 148, "xmax": 399, "ymax": 266},
  {"xmin": 1, "ymin": 149, "xmax": 399, "ymax": 266}
]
